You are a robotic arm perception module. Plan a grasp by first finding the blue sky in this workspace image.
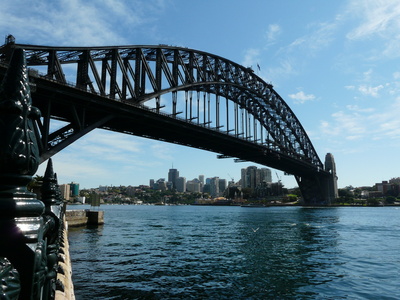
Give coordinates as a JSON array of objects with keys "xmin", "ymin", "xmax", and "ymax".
[{"xmin": 2, "ymin": 0, "xmax": 400, "ymax": 189}]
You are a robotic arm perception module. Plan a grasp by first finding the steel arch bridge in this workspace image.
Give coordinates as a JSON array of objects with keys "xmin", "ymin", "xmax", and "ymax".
[{"xmin": 0, "ymin": 37, "xmax": 337, "ymax": 204}]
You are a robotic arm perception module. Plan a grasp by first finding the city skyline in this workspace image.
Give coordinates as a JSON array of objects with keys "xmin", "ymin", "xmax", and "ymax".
[{"xmin": 3, "ymin": 0, "xmax": 400, "ymax": 189}]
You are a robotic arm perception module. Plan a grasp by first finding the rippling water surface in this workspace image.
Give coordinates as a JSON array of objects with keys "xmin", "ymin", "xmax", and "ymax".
[{"xmin": 68, "ymin": 205, "xmax": 400, "ymax": 299}]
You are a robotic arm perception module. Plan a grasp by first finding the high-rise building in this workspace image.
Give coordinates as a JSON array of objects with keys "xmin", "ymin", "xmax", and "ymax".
[
  {"xmin": 70, "ymin": 182, "xmax": 79, "ymax": 197},
  {"xmin": 59, "ymin": 184, "xmax": 70, "ymax": 201},
  {"xmin": 258, "ymin": 168, "xmax": 272, "ymax": 184},
  {"xmin": 176, "ymin": 177, "xmax": 186, "ymax": 192},
  {"xmin": 218, "ymin": 179, "xmax": 227, "ymax": 196},
  {"xmin": 241, "ymin": 166, "xmax": 272, "ymax": 196},
  {"xmin": 199, "ymin": 175, "xmax": 204, "ymax": 185},
  {"xmin": 199, "ymin": 175, "xmax": 204, "ymax": 191},
  {"xmin": 241, "ymin": 166, "xmax": 258, "ymax": 190},
  {"xmin": 210, "ymin": 177, "xmax": 219, "ymax": 198},
  {"xmin": 187, "ymin": 178, "xmax": 201, "ymax": 193},
  {"xmin": 168, "ymin": 168, "xmax": 179, "ymax": 189}
]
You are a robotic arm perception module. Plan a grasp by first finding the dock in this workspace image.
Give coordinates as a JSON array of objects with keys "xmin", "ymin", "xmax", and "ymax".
[{"xmin": 66, "ymin": 210, "xmax": 104, "ymax": 227}]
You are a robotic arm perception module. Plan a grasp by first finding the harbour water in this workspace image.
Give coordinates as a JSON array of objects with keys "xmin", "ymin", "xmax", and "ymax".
[{"xmin": 69, "ymin": 205, "xmax": 400, "ymax": 299}]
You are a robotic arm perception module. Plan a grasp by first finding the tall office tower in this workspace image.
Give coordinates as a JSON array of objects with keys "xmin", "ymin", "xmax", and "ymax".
[
  {"xmin": 218, "ymin": 179, "xmax": 227, "ymax": 196},
  {"xmin": 168, "ymin": 168, "xmax": 179, "ymax": 189},
  {"xmin": 210, "ymin": 177, "xmax": 220, "ymax": 198},
  {"xmin": 241, "ymin": 166, "xmax": 258, "ymax": 190},
  {"xmin": 241, "ymin": 168, "xmax": 246, "ymax": 188},
  {"xmin": 258, "ymin": 168, "xmax": 272, "ymax": 184},
  {"xmin": 325, "ymin": 153, "xmax": 338, "ymax": 201},
  {"xmin": 59, "ymin": 184, "xmax": 70, "ymax": 201},
  {"xmin": 176, "ymin": 177, "xmax": 186, "ymax": 192},
  {"xmin": 198, "ymin": 175, "xmax": 205, "ymax": 192},
  {"xmin": 199, "ymin": 175, "xmax": 204, "ymax": 185},
  {"xmin": 149, "ymin": 179, "xmax": 155, "ymax": 189}
]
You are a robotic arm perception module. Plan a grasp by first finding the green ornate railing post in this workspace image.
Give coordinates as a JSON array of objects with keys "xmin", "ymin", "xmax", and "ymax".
[
  {"xmin": 0, "ymin": 48, "xmax": 46, "ymax": 299},
  {"xmin": 41, "ymin": 158, "xmax": 66, "ymax": 298}
]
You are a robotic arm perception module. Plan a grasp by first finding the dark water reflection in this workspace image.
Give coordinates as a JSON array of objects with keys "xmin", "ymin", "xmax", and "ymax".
[{"xmin": 69, "ymin": 206, "xmax": 400, "ymax": 299}]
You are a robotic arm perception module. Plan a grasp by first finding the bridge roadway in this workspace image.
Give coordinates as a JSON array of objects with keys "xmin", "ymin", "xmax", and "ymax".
[{"xmin": 0, "ymin": 42, "xmax": 336, "ymax": 204}]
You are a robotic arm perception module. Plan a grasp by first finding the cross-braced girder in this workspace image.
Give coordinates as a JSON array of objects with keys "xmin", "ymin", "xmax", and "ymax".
[{"xmin": 0, "ymin": 43, "xmax": 323, "ymax": 173}]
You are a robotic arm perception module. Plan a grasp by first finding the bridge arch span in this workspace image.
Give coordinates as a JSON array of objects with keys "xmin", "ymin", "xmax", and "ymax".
[{"xmin": 0, "ymin": 42, "xmax": 337, "ymax": 204}]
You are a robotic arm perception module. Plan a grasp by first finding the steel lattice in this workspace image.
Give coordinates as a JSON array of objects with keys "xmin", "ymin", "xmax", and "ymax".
[{"xmin": 0, "ymin": 43, "xmax": 322, "ymax": 170}]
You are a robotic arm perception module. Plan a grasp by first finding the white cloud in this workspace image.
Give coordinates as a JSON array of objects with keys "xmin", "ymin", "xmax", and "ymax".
[
  {"xmin": 345, "ymin": 0, "xmax": 400, "ymax": 58},
  {"xmin": 393, "ymin": 72, "xmax": 400, "ymax": 80},
  {"xmin": 346, "ymin": 0, "xmax": 400, "ymax": 40},
  {"xmin": 242, "ymin": 48, "xmax": 260, "ymax": 68},
  {"xmin": 0, "ymin": 0, "xmax": 165, "ymax": 46},
  {"xmin": 287, "ymin": 22, "xmax": 336, "ymax": 53},
  {"xmin": 320, "ymin": 97, "xmax": 400, "ymax": 146},
  {"xmin": 151, "ymin": 143, "xmax": 174, "ymax": 161},
  {"xmin": 362, "ymin": 69, "xmax": 373, "ymax": 81},
  {"xmin": 267, "ymin": 59, "xmax": 297, "ymax": 80},
  {"xmin": 358, "ymin": 84, "xmax": 384, "ymax": 97},
  {"xmin": 265, "ymin": 24, "xmax": 281, "ymax": 43},
  {"xmin": 288, "ymin": 91, "xmax": 315, "ymax": 104},
  {"xmin": 346, "ymin": 105, "xmax": 375, "ymax": 113}
]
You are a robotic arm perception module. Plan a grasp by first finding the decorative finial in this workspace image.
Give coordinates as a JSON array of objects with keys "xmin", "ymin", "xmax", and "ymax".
[{"xmin": 0, "ymin": 48, "xmax": 41, "ymax": 181}]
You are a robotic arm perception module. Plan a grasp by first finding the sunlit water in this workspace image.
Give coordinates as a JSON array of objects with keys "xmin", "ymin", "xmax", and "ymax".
[{"xmin": 68, "ymin": 205, "xmax": 400, "ymax": 299}]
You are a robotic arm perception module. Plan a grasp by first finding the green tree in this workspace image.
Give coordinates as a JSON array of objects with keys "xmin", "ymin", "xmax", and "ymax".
[
  {"xmin": 385, "ymin": 196, "xmax": 396, "ymax": 204},
  {"xmin": 367, "ymin": 198, "xmax": 381, "ymax": 206}
]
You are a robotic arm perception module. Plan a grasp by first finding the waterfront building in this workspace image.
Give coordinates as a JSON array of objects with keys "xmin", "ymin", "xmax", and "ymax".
[
  {"xmin": 59, "ymin": 184, "xmax": 70, "ymax": 201},
  {"xmin": 99, "ymin": 185, "xmax": 108, "ymax": 192},
  {"xmin": 176, "ymin": 177, "xmax": 186, "ymax": 192},
  {"xmin": 258, "ymin": 168, "xmax": 272, "ymax": 184},
  {"xmin": 241, "ymin": 166, "xmax": 258, "ymax": 190},
  {"xmin": 241, "ymin": 166, "xmax": 272, "ymax": 192},
  {"xmin": 376, "ymin": 181, "xmax": 399, "ymax": 196},
  {"xmin": 76, "ymin": 196, "xmax": 86, "ymax": 204},
  {"xmin": 70, "ymin": 182, "xmax": 79, "ymax": 197}
]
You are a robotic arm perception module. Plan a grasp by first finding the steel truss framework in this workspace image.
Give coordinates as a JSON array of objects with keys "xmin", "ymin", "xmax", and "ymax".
[{"xmin": 0, "ymin": 42, "xmax": 332, "ymax": 204}]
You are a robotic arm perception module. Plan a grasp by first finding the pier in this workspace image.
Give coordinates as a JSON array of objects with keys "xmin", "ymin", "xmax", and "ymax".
[{"xmin": 66, "ymin": 210, "xmax": 104, "ymax": 227}]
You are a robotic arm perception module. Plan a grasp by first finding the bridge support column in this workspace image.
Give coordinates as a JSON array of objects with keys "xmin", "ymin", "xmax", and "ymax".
[
  {"xmin": 296, "ymin": 153, "xmax": 338, "ymax": 205},
  {"xmin": 324, "ymin": 152, "xmax": 338, "ymax": 202}
]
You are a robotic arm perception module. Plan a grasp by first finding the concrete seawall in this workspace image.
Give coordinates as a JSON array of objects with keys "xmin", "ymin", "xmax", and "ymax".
[
  {"xmin": 55, "ymin": 216, "xmax": 75, "ymax": 300},
  {"xmin": 56, "ymin": 210, "xmax": 104, "ymax": 299}
]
